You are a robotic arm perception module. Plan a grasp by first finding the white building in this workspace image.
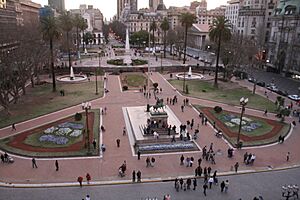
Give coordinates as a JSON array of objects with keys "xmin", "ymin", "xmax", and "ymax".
[
  {"xmin": 70, "ymin": 5, "xmax": 104, "ymax": 45},
  {"xmin": 225, "ymin": 0, "xmax": 240, "ymax": 32}
]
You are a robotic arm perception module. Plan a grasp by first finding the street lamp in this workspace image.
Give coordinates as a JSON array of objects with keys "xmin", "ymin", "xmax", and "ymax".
[
  {"xmin": 183, "ymin": 64, "xmax": 189, "ymax": 93},
  {"xmin": 236, "ymin": 97, "xmax": 248, "ymax": 148},
  {"xmin": 160, "ymin": 50, "xmax": 163, "ymax": 72},
  {"xmin": 96, "ymin": 50, "xmax": 102, "ymax": 95},
  {"xmin": 82, "ymin": 102, "xmax": 92, "ymax": 154}
]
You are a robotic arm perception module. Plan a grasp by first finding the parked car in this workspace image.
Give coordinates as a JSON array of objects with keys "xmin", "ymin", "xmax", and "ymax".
[
  {"xmin": 257, "ymin": 81, "xmax": 265, "ymax": 87},
  {"xmin": 267, "ymin": 85, "xmax": 279, "ymax": 92},
  {"xmin": 248, "ymin": 77, "xmax": 256, "ymax": 83},
  {"xmin": 288, "ymin": 95, "xmax": 300, "ymax": 101},
  {"xmin": 276, "ymin": 90, "xmax": 289, "ymax": 96}
]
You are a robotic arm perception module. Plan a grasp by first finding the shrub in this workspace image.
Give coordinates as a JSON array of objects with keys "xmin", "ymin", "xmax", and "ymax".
[
  {"xmin": 132, "ymin": 59, "xmax": 148, "ymax": 66},
  {"xmin": 123, "ymin": 85, "xmax": 128, "ymax": 91},
  {"xmin": 74, "ymin": 113, "xmax": 82, "ymax": 121},
  {"xmin": 202, "ymin": 89, "xmax": 206, "ymax": 92},
  {"xmin": 107, "ymin": 59, "xmax": 124, "ymax": 65},
  {"xmin": 214, "ymin": 106, "xmax": 223, "ymax": 113},
  {"xmin": 185, "ymin": 85, "xmax": 189, "ymax": 94}
]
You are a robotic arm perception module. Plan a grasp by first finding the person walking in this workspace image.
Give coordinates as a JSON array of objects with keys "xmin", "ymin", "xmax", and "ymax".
[
  {"xmin": 181, "ymin": 105, "xmax": 184, "ymax": 112},
  {"xmin": 116, "ymin": 139, "xmax": 120, "ymax": 147},
  {"xmin": 203, "ymin": 183, "xmax": 208, "ymax": 196},
  {"xmin": 224, "ymin": 180, "xmax": 229, "ymax": 192},
  {"xmin": 32, "ymin": 158, "xmax": 38, "ymax": 168},
  {"xmin": 137, "ymin": 170, "xmax": 141, "ymax": 182},
  {"xmin": 234, "ymin": 162, "xmax": 239, "ymax": 173},
  {"xmin": 208, "ymin": 177, "xmax": 214, "ymax": 189},
  {"xmin": 85, "ymin": 195, "xmax": 91, "ymax": 200},
  {"xmin": 92, "ymin": 139, "xmax": 97, "ymax": 149},
  {"xmin": 77, "ymin": 176, "xmax": 83, "ymax": 187},
  {"xmin": 55, "ymin": 160, "xmax": 59, "ymax": 171},
  {"xmin": 187, "ymin": 178, "xmax": 191, "ymax": 190},
  {"xmin": 179, "ymin": 178, "xmax": 184, "ymax": 189},
  {"xmin": 11, "ymin": 123, "xmax": 16, "ymax": 131},
  {"xmin": 123, "ymin": 127, "xmax": 126, "ymax": 136},
  {"xmin": 132, "ymin": 170, "xmax": 136, "ymax": 182},
  {"xmin": 180, "ymin": 155, "xmax": 184, "ymax": 165},
  {"xmin": 287, "ymin": 152, "xmax": 290, "ymax": 161},
  {"xmin": 193, "ymin": 178, "xmax": 197, "ymax": 190},
  {"xmin": 220, "ymin": 181, "xmax": 225, "ymax": 192},
  {"xmin": 137, "ymin": 150, "xmax": 141, "ymax": 160},
  {"xmin": 86, "ymin": 173, "xmax": 91, "ymax": 184}
]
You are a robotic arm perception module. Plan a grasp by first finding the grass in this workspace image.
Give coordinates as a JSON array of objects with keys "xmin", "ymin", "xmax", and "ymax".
[
  {"xmin": 0, "ymin": 81, "xmax": 103, "ymax": 128},
  {"xmin": 0, "ymin": 110, "xmax": 100, "ymax": 157},
  {"xmin": 121, "ymin": 73, "xmax": 147, "ymax": 89},
  {"xmin": 169, "ymin": 79, "xmax": 277, "ymax": 112}
]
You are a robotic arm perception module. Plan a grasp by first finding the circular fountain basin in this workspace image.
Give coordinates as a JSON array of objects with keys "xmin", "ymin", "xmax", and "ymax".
[
  {"xmin": 176, "ymin": 73, "xmax": 204, "ymax": 80},
  {"xmin": 57, "ymin": 75, "xmax": 87, "ymax": 83}
]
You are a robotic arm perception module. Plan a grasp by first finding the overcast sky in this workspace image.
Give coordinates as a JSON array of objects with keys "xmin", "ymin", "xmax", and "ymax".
[{"xmin": 33, "ymin": 0, "xmax": 228, "ymax": 19}]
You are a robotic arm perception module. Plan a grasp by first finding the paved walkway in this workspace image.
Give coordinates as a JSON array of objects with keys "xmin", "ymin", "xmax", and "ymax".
[{"xmin": 0, "ymin": 72, "xmax": 299, "ymax": 186}]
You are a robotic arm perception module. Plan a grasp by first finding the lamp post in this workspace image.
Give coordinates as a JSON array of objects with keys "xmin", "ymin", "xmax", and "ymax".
[
  {"xmin": 82, "ymin": 102, "xmax": 92, "ymax": 154},
  {"xmin": 95, "ymin": 51, "xmax": 101, "ymax": 95},
  {"xmin": 183, "ymin": 64, "xmax": 188, "ymax": 93},
  {"xmin": 160, "ymin": 50, "xmax": 163, "ymax": 72},
  {"xmin": 237, "ymin": 97, "xmax": 248, "ymax": 148}
]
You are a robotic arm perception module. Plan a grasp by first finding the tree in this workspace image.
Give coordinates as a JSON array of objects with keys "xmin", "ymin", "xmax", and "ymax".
[
  {"xmin": 150, "ymin": 21, "xmax": 157, "ymax": 50},
  {"xmin": 78, "ymin": 17, "xmax": 88, "ymax": 51},
  {"xmin": 102, "ymin": 24, "xmax": 109, "ymax": 44},
  {"xmin": 109, "ymin": 21, "xmax": 126, "ymax": 41},
  {"xmin": 180, "ymin": 12, "xmax": 196, "ymax": 64},
  {"xmin": 40, "ymin": 16, "xmax": 61, "ymax": 92},
  {"xmin": 84, "ymin": 32, "xmax": 94, "ymax": 48},
  {"xmin": 130, "ymin": 30, "xmax": 149, "ymax": 47},
  {"xmin": 160, "ymin": 17, "xmax": 170, "ymax": 58},
  {"xmin": 209, "ymin": 16, "xmax": 231, "ymax": 87},
  {"xmin": 73, "ymin": 14, "xmax": 84, "ymax": 58},
  {"xmin": 167, "ymin": 29, "xmax": 177, "ymax": 57},
  {"xmin": 59, "ymin": 11, "xmax": 74, "ymax": 68},
  {"xmin": 174, "ymin": 26, "xmax": 185, "ymax": 60}
]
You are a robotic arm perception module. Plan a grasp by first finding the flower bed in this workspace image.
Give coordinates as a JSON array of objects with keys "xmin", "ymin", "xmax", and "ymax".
[{"xmin": 138, "ymin": 142, "xmax": 197, "ymax": 153}]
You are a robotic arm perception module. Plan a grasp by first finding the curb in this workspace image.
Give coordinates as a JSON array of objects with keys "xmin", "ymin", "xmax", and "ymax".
[{"xmin": 0, "ymin": 164, "xmax": 299, "ymax": 188}]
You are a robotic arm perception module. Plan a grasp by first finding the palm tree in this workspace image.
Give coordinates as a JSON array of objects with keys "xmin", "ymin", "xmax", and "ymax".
[
  {"xmin": 180, "ymin": 12, "xmax": 196, "ymax": 64},
  {"xmin": 160, "ymin": 17, "xmax": 170, "ymax": 58},
  {"xmin": 209, "ymin": 16, "xmax": 231, "ymax": 87},
  {"xmin": 78, "ymin": 18, "xmax": 88, "ymax": 52},
  {"xmin": 150, "ymin": 21, "xmax": 157, "ymax": 50},
  {"xmin": 40, "ymin": 16, "xmax": 60, "ymax": 92},
  {"xmin": 73, "ymin": 14, "xmax": 83, "ymax": 59},
  {"xmin": 59, "ymin": 11, "xmax": 74, "ymax": 68}
]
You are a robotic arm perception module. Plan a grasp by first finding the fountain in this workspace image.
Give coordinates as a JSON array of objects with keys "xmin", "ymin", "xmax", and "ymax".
[
  {"xmin": 57, "ymin": 66, "xmax": 87, "ymax": 83},
  {"xmin": 123, "ymin": 28, "xmax": 132, "ymax": 66},
  {"xmin": 176, "ymin": 66, "xmax": 204, "ymax": 80}
]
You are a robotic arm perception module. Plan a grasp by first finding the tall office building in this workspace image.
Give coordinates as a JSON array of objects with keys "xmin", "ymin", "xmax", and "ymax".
[
  {"xmin": 48, "ymin": 0, "xmax": 64, "ymax": 13},
  {"xmin": 149, "ymin": 0, "xmax": 164, "ymax": 11},
  {"xmin": 117, "ymin": 0, "xmax": 137, "ymax": 19}
]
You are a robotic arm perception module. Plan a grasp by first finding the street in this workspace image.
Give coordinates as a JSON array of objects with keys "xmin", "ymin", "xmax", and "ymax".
[{"xmin": 0, "ymin": 167, "xmax": 299, "ymax": 200}]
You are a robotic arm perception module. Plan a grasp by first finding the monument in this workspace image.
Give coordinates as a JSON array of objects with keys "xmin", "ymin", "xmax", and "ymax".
[{"xmin": 124, "ymin": 28, "xmax": 132, "ymax": 66}]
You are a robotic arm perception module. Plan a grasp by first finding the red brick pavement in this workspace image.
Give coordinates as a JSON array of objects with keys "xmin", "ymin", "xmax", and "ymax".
[{"xmin": 0, "ymin": 73, "xmax": 299, "ymax": 184}]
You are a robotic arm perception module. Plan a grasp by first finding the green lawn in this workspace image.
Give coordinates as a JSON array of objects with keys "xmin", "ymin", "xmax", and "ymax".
[
  {"xmin": 0, "ymin": 80, "xmax": 103, "ymax": 128},
  {"xmin": 121, "ymin": 73, "xmax": 147, "ymax": 88},
  {"xmin": 169, "ymin": 79, "xmax": 277, "ymax": 112},
  {"xmin": 0, "ymin": 110, "xmax": 100, "ymax": 157}
]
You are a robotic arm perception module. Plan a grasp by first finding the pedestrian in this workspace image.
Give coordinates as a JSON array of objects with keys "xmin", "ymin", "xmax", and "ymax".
[
  {"xmin": 220, "ymin": 181, "xmax": 225, "ymax": 192},
  {"xmin": 32, "ymin": 158, "xmax": 38, "ymax": 168},
  {"xmin": 209, "ymin": 143, "xmax": 213, "ymax": 151},
  {"xmin": 179, "ymin": 178, "xmax": 184, "ymax": 189},
  {"xmin": 187, "ymin": 178, "xmax": 191, "ymax": 190},
  {"xmin": 85, "ymin": 195, "xmax": 91, "ymax": 200},
  {"xmin": 11, "ymin": 123, "xmax": 16, "ymax": 131},
  {"xmin": 0, "ymin": 154, "xmax": 4, "ymax": 163},
  {"xmin": 78, "ymin": 176, "xmax": 83, "ymax": 187},
  {"xmin": 193, "ymin": 178, "xmax": 197, "ymax": 190},
  {"xmin": 198, "ymin": 158, "xmax": 202, "ymax": 166},
  {"xmin": 213, "ymin": 170, "xmax": 217, "ymax": 184},
  {"xmin": 264, "ymin": 109, "xmax": 268, "ymax": 116},
  {"xmin": 86, "ymin": 173, "xmax": 91, "ymax": 184},
  {"xmin": 137, "ymin": 170, "xmax": 141, "ymax": 182},
  {"xmin": 207, "ymin": 166, "xmax": 212, "ymax": 176},
  {"xmin": 181, "ymin": 105, "xmax": 184, "ymax": 112},
  {"xmin": 104, "ymin": 107, "xmax": 107, "ymax": 114},
  {"xmin": 146, "ymin": 157, "xmax": 151, "ymax": 167},
  {"xmin": 224, "ymin": 180, "xmax": 229, "ymax": 192},
  {"xmin": 116, "ymin": 139, "xmax": 120, "ymax": 147},
  {"xmin": 123, "ymin": 127, "xmax": 126, "ymax": 136},
  {"xmin": 55, "ymin": 160, "xmax": 59, "ymax": 171},
  {"xmin": 92, "ymin": 139, "xmax": 97, "ymax": 149},
  {"xmin": 132, "ymin": 170, "xmax": 136, "ymax": 182},
  {"xmin": 234, "ymin": 162, "xmax": 239, "ymax": 173},
  {"xmin": 203, "ymin": 183, "xmax": 208, "ymax": 196},
  {"xmin": 244, "ymin": 152, "xmax": 248, "ymax": 163},
  {"xmin": 180, "ymin": 154, "xmax": 184, "ymax": 165},
  {"xmin": 208, "ymin": 177, "xmax": 214, "ymax": 189},
  {"xmin": 4, "ymin": 152, "xmax": 8, "ymax": 162},
  {"xmin": 151, "ymin": 157, "xmax": 156, "ymax": 166},
  {"xmin": 137, "ymin": 150, "xmax": 141, "ymax": 160},
  {"xmin": 287, "ymin": 152, "xmax": 290, "ymax": 161},
  {"xmin": 198, "ymin": 166, "xmax": 203, "ymax": 177}
]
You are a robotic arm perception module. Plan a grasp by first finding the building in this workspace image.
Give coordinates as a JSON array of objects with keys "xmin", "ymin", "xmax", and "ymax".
[
  {"xmin": 187, "ymin": 23, "xmax": 209, "ymax": 50},
  {"xmin": 266, "ymin": 0, "xmax": 300, "ymax": 76},
  {"xmin": 168, "ymin": 6, "xmax": 191, "ymax": 30},
  {"xmin": 190, "ymin": 1, "xmax": 202, "ymax": 12},
  {"xmin": 0, "ymin": 0, "xmax": 40, "ymax": 51},
  {"xmin": 225, "ymin": 0, "xmax": 240, "ymax": 32},
  {"xmin": 48, "ymin": 0, "xmax": 64, "ymax": 13},
  {"xmin": 70, "ymin": 4, "xmax": 104, "ymax": 45},
  {"xmin": 117, "ymin": 0, "xmax": 137, "ymax": 19},
  {"xmin": 196, "ymin": 3, "xmax": 226, "ymax": 25},
  {"xmin": 149, "ymin": 0, "xmax": 165, "ymax": 12},
  {"xmin": 0, "ymin": 0, "xmax": 6, "ymax": 8}
]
